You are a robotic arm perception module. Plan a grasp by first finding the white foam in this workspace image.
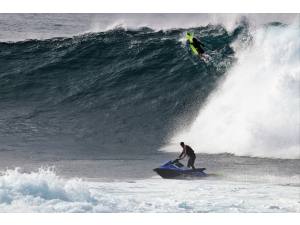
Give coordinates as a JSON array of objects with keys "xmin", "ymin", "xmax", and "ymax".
[
  {"xmin": 0, "ymin": 14, "xmax": 298, "ymax": 42},
  {"xmin": 166, "ymin": 23, "xmax": 300, "ymax": 159},
  {"xmin": 89, "ymin": 14, "xmax": 298, "ymax": 33},
  {"xmin": 0, "ymin": 168, "xmax": 299, "ymax": 212}
]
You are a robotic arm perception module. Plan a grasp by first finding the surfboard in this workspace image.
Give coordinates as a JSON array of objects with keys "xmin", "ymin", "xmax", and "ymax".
[{"xmin": 189, "ymin": 44, "xmax": 199, "ymax": 55}]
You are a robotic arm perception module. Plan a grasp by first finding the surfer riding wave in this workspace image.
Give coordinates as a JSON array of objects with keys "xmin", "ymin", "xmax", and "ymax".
[{"xmin": 186, "ymin": 32, "xmax": 210, "ymax": 62}]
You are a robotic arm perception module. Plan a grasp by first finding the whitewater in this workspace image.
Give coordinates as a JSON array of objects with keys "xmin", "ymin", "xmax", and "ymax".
[
  {"xmin": 168, "ymin": 23, "xmax": 300, "ymax": 159},
  {"xmin": 0, "ymin": 168, "xmax": 299, "ymax": 213},
  {"xmin": 0, "ymin": 14, "xmax": 299, "ymax": 213}
]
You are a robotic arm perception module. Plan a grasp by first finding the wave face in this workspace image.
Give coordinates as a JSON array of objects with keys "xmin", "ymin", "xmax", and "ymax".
[
  {"xmin": 0, "ymin": 25, "xmax": 238, "ymax": 159},
  {"xmin": 0, "ymin": 21, "xmax": 299, "ymax": 160},
  {"xmin": 170, "ymin": 23, "xmax": 300, "ymax": 159}
]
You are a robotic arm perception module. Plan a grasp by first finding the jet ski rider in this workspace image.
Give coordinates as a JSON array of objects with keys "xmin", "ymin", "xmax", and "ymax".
[{"xmin": 177, "ymin": 142, "xmax": 196, "ymax": 170}]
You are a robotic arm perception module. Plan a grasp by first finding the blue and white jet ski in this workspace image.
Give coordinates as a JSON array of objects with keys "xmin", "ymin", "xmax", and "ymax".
[{"xmin": 153, "ymin": 159, "xmax": 207, "ymax": 179}]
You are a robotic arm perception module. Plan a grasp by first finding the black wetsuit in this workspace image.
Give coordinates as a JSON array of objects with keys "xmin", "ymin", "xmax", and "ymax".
[
  {"xmin": 180, "ymin": 145, "xmax": 196, "ymax": 169},
  {"xmin": 192, "ymin": 37, "xmax": 205, "ymax": 54}
]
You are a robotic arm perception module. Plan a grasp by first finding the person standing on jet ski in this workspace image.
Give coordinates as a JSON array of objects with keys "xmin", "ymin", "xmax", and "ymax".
[
  {"xmin": 177, "ymin": 142, "xmax": 196, "ymax": 170},
  {"xmin": 186, "ymin": 32, "xmax": 205, "ymax": 56}
]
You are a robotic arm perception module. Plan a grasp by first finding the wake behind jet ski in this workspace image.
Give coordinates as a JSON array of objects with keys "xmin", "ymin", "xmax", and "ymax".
[{"xmin": 153, "ymin": 159, "xmax": 207, "ymax": 179}]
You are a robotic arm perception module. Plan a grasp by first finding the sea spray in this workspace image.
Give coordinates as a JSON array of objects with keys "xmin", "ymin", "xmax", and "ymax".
[
  {"xmin": 0, "ymin": 167, "xmax": 299, "ymax": 212},
  {"xmin": 169, "ymin": 23, "xmax": 300, "ymax": 159}
]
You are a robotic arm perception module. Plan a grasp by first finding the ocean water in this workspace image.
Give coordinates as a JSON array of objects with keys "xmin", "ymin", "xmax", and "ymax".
[
  {"xmin": 0, "ymin": 167, "xmax": 299, "ymax": 213},
  {"xmin": 0, "ymin": 14, "xmax": 299, "ymax": 212}
]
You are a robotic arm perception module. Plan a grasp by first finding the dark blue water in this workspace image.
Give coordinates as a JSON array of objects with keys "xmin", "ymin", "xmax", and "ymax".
[
  {"xmin": 0, "ymin": 15, "xmax": 299, "ymax": 213},
  {"xmin": 0, "ymin": 25, "xmax": 245, "ymax": 161},
  {"xmin": 0, "ymin": 14, "xmax": 298, "ymax": 184}
]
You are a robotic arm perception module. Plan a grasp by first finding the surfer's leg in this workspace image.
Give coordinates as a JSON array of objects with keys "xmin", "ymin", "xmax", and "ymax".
[{"xmin": 199, "ymin": 47, "xmax": 205, "ymax": 54}]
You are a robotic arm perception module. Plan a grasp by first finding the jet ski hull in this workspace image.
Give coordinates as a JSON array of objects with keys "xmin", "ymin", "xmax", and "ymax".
[
  {"xmin": 153, "ymin": 160, "xmax": 207, "ymax": 179},
  {"xmin": 154, "ymin": 168, "xmax": 207, "ymax": 179}
]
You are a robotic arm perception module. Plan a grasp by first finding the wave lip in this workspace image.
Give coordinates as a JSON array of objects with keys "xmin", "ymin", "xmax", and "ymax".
[
  {"xmin": 0, "ymin": 25, "xmax": 237, "ymax": 156},
  {"xmin": 0, "ymin": 14, "xmax": 298, "ymax": 42}
]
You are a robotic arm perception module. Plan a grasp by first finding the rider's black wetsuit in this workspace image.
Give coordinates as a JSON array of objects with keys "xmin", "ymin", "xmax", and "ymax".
[
  {"xmin": 192, "ymin": 37, "xmax": 205, "ymax": 54},
  {"xmin": 179, "ymin": 145, "xmax": 196, "ymax": 170}
]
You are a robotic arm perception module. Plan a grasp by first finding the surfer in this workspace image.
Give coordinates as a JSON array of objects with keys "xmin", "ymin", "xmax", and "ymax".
[
  {"xmin": 186, "ymin": 32, "xmax": 210, "ymax": 62},
  {"xmin": 177, "ymin": 142, "xmax": 197, "ymax": 170},
  {"xmin": 186, "ymin": 32, "xmax": 206, "ymax": 57}
]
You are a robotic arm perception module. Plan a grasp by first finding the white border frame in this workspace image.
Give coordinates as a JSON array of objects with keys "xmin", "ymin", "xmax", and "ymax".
[{"xmin": 1, "ymin": 0, "xmax": 300, "ymax": 13}]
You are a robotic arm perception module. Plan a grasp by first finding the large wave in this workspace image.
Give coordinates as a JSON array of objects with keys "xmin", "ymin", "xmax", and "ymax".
[
  {"xmin": 168, "ymin": 23, "xmax": 300, "ymax": 159},
  {"xmin": 0, "ymin": 20, "xmax": 298, "ymax": 160},
  {"xmin": 0, "ymin": 25, "xmax": 237, "ymax": 159}
]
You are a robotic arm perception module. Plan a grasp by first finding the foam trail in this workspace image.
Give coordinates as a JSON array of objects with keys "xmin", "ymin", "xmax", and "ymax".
[{"xmin": 168, "ymin": 23, "xmax": 300, "ymax": 159}]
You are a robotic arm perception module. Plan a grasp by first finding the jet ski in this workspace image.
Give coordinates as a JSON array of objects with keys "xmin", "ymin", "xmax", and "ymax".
[{"xmin": 153, "ymin": 159, "xmax": 207, "ymax": 179}]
